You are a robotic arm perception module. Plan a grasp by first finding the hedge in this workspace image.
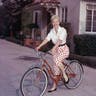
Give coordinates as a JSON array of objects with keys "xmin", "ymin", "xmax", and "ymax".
[{"xmin": 74, "ymin": 34, "xmax": 96, "ymax": 56}]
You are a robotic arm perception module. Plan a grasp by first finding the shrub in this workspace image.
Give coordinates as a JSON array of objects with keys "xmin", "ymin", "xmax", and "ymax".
[{"xmin": 74, "ymin": 34, "xmax": 96, "ymax": 56}]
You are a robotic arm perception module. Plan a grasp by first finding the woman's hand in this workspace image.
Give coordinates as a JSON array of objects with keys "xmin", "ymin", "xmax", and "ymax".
[
  {"xmin": 35, "ymin": 46, "xmax": 40, "ymax": 51},
  {"xmin": 35, "ymin": 39, "xmax": 49, "ymax": 51}
]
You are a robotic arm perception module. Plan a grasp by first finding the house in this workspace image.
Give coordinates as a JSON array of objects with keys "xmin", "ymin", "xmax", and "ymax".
[
  {"xmin": 22, "ymin": 0, "xmax": 96, "ymax": 50},
  {"xmin": 60, "ymin": 0, "xmax": 96, "ymax": 54},
  {"xmin": 22, "ymin": 0, "xmax": 61, "ymax": 41},
  {"xmin": 61, "ymin": 0, "xmax": 96, "ymax": 68},
  {"xmin": 60, "ymin": 0, "xmax": 96, "ymax": 35}
]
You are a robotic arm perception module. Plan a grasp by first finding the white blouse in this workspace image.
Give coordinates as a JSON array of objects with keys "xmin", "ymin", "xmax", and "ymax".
[{"xmin": 46, "ymin": 26, "xmax": 67, "ymax": 45}]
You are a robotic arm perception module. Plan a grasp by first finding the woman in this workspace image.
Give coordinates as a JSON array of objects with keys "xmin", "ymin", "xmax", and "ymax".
[{"xmin": 36, "ymin": 15, "xmax": 69, "ymax": 92}]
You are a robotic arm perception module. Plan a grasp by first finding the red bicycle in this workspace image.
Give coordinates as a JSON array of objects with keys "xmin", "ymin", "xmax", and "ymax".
[{"xmin": 20, "ymin": 51, "xmax": 83, "ymax": 96}]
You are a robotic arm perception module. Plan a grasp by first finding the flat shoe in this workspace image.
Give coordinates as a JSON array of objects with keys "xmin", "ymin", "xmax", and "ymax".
[
  {"xmin": 62, "ymin": 77, "xmax": 69, "ymax": 84},
  {"xmin": 65, "ymin": 78, "xmax": 69, "ymax": 84},
  {"xmin": 48, "ymin": 88, "xmax": 57, "ymax": 92}
]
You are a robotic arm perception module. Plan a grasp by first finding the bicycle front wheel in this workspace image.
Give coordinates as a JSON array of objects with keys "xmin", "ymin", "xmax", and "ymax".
[
  {"xmin": 65, "ymin": 60, "xmax": 83, "ymax": 89},
  {"xmin": 20, "ymin": 67, "xmax": 48, "ymax": 96}
]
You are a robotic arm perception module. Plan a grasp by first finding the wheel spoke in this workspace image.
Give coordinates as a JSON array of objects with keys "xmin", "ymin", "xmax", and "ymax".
[
  {"xmin": 65, "ymin": 60, "xmax": 83, "ymax": 89},
  {"xmin": 20, "ymin": 67, "xmax": 48, "ymax": 96}
]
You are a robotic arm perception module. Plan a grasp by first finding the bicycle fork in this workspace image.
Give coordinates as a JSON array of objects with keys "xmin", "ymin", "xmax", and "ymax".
[{"xmin": 64, "ymin": 64, "xmax": 76, "ymax": 78}]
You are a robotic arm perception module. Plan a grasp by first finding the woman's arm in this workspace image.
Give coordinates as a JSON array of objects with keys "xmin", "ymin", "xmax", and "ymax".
[{"xmin": 36, "ymin": 39, "xmax": 49, "ymax": 51}]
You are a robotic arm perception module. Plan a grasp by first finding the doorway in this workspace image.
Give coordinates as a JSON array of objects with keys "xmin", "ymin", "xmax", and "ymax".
[{"xmin": 46, "ymin": 8, "xmax": 56, "ymax": 34}]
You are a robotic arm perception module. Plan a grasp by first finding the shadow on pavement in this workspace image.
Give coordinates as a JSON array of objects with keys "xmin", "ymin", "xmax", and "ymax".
[{"xmin": 16, "ymin": 56, "xmax": 40, "ymax": 61}]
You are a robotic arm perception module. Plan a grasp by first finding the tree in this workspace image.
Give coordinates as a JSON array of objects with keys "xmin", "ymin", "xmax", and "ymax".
[{"xmin": 0, "ymin": 0, "xmax": 34, "ymax": 38}]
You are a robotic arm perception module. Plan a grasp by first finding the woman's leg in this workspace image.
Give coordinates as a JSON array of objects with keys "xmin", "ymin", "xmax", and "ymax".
[
  {"xmin": 57, "ymin": 62, "xmax": 69, "ymax": 82},
  {"xmin": 53, "ymin": 45, "xmax": 69, "ymax": 82},
  {"xmin": 48, "ymin": 45, "xmax": 69, "ymax": 92},
  {"xmin": 48, "ymin": 75, "xmax": 60, "ymax": 92},
  {"xmin": 48, "ymin": 60, "xmax": 61, "ymax": 92}
]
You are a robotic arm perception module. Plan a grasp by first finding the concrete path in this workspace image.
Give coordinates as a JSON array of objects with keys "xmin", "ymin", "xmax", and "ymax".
[{"xmin": 0, "ymin": 39, "xmax": 96, "ymax": 96}]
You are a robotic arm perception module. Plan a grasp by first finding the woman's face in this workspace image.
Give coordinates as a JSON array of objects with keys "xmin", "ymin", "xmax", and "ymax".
[{"xmin": 52, "ymin": 18, "xmax": 60, "ymax": 29}]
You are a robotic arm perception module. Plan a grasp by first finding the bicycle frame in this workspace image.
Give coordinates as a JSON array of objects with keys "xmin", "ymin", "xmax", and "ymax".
[
  {"xmin": 20, "ymin": 51, "xmax": 83, "ymax": 96},
  {"xmin": 37, "ymin": 52, "xmax": 64, "ymax": 84},
  {"xmin": 62, "ymin": 62, "xmax": 76, "ymax": 78},
  {"xmin": 38, "ymin": 51, "xmax": 78, "ymax": 81}
]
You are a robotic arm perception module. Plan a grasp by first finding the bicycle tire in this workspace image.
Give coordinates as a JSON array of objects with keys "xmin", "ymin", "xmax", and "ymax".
[
  {"xmin": 20, "ymin": 67, "xmax": 48, "ymax": 96},
  {"xmin": 64, "ymin": 60, "xmax": 83, "ymax": 89}
]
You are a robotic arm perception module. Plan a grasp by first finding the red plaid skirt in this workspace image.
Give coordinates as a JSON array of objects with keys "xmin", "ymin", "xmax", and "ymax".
[{"xmin": 53, "ymin": 44, "xmax": 69, "ymax": 75}]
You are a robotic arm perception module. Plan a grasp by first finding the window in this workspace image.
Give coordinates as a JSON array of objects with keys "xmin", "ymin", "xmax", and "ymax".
[
  {"xmin": 61, "ymin": 7, "xmax": 68, "ymax": 23},
  {"xmin": 86, "ymin": 4, "xmax": 96, "ymax": 32},
  {"xmin": 33, "ymin": 11, "xmax": 40, "ymax": 25},
  {"xmin": 32, "ymin": 10, "xmax": 41, "ymax": 40}
]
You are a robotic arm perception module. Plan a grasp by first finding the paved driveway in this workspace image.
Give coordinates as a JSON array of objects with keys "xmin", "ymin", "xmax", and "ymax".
[{"xmin": 0, "ymin": 39, "xmax": 96, "ymax": 96}]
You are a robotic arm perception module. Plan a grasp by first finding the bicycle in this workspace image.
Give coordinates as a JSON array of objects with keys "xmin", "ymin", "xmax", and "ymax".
[{"xmin": 20, "ymin": 50, "xmax": 84, "ymax": 96}]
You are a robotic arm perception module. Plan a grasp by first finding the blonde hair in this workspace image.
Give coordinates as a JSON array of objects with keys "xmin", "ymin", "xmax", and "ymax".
[{"xmin": 51, "ymin": 15, "xmax": 59, "ymax": 22}]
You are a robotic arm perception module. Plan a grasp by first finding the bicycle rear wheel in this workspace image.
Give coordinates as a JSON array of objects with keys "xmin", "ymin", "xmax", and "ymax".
[
  {"xmin": 65, "ymin": 60, "xmax": 83, "ymax": 89},
  {"xmin": 20, "ymin": 67, "xmax": 48, "ymax": 96}
]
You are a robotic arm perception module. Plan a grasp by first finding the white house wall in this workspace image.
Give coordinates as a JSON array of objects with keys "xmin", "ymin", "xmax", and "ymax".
[
  {"xmin": 79, "ymin": 1, "xmax": 86, "ymax": 34},
  {"xmin": 60, "ymin": 0, "xmax": 81, "ymax": 34}
]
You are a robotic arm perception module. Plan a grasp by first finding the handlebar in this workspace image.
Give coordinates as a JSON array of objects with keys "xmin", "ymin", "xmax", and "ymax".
[{"xmin": 33, "ymin": 48, "xmax": 52, "ymax": 59}]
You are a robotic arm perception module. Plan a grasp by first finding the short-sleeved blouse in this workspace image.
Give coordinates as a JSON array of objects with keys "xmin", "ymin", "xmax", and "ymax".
[{"xmin": 46, "ymin": 26, "xmax": 67, "ymax": 45}]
